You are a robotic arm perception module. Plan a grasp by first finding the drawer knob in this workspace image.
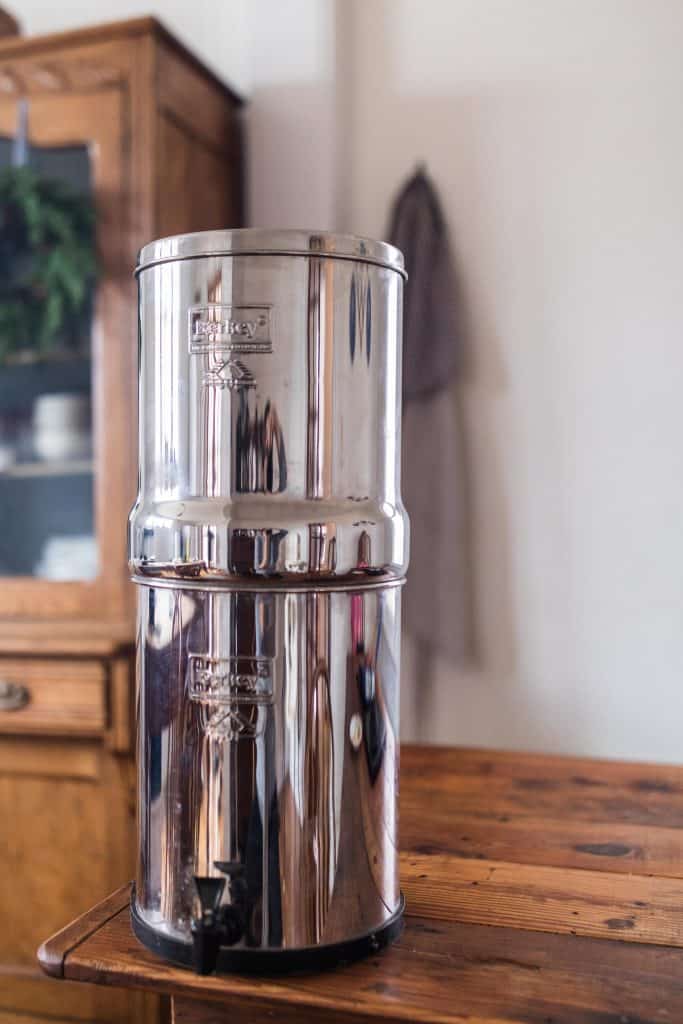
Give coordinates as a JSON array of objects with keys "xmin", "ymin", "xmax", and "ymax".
[{"xmin": 0, "ymin": 680, "xmax": 30, "ymax": 711}]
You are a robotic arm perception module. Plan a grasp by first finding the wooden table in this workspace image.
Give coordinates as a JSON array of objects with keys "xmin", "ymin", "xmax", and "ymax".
[{"xmin": 39, "ymin": 745, "xmax": 683, "ymax": 1023}]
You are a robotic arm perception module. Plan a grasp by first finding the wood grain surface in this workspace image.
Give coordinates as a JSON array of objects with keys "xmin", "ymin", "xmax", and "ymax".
[
  {"xmin": 39, "ymin": 745, "xmax": 683, "ymax": 1023},
  {"xmin": 38, "ymin": 885, "xmax": 132, "ymax": 979}
]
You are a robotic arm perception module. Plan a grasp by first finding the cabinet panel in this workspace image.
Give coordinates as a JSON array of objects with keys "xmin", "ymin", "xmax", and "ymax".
[
  {"xmin": 0, "ymin": 734, "xmax": 145, "ymax": 1021},
  {"xmin": 1, "ymin": 740, "xmax": 114, "ymax": 963},
  {"xmin": 156, "ymin": 111, "xmax": 241, "ymax": 238}
]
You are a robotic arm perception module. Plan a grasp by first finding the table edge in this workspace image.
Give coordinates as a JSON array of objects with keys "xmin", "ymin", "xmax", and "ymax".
[{"xmin": 37, "ymin": 883, "xmax": 132, "ymax": 978}]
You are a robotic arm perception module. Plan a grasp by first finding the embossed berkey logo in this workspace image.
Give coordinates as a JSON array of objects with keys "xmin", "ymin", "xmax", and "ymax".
[
  {"xmin": 201, "ymin": 352, "xmax": 255, "ymax": 390},
  {"xmin": 206, "ymin": 705, "xmax": 262, "ymax": 739},
  {"xmin": 188, "ymin": 654, "xmax": 274, "ymax": 740},
  {"xmin": 188, "ymin": 654, "xmax": 273, "ymax": 705},
  {"xmin": 189, "ymin": 304, "xmax": 272, "ymax": 354}
]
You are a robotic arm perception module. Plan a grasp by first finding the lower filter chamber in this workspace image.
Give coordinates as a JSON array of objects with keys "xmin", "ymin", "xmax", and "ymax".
[{"xmin": 135, "ymin": 580, "xmax": 402, "ymax": 966}]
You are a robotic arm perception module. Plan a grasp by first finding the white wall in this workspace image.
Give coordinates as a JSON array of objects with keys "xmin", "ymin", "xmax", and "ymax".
[
  {"xmin": 244, "ymin": 0, "xmax": 345, "ymax": 227},
  {"xmin": 345, "ymin": 0, "xmax": 683, "ymax": 762}
]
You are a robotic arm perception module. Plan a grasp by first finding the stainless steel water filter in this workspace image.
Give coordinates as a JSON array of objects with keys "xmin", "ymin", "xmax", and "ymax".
[{"xmin": 129, "ymin": 230, "xmax": 408, "ymax": 972}]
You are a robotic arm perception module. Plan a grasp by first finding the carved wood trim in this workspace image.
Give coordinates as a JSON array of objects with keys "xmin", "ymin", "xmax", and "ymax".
[
  {"xmin": 0, "ymin": 57, "xmax": 125, "ymax": 95},
  {"xmin": 0, "ymin": 17, "xmax": 242, "ymax": 105}
]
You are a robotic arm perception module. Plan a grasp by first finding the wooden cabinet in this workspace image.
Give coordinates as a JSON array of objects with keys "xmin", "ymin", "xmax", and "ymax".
[{"xmin": 0, "ymin": 17, "xmax": 243, "ymax": 1024}]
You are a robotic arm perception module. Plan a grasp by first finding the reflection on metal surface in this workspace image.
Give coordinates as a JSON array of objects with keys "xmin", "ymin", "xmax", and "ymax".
[
  {"xmin": 304, "ymin": 592, "xmax": 334, "ymax": 941},
  {"xmin": 235, "ymin": 395, "xmax": 287, "ymax": 494},
  {"xmin": 306, "ymin": 257, "xmax": 333, "ymax": 500},
  {"xmin": 349, "ymin": 712, "xmax": 363, "ymax": 751},
  {"xmin": 349, "ymin": 267, "xmax": 372, "ymax": 366}
]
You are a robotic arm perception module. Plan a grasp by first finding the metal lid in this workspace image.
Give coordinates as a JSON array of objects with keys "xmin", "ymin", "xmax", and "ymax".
[{"xmin": 136, "ymin": 229, "xmax": 406, "ymax": 278}]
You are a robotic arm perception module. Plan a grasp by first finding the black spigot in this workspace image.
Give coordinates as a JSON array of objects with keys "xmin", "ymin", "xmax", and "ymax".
[
  {"xmin": 190, "ymin": 863, "xmax": 248, "ymax": 975},
  {"xmin": 191, "ymin": 876, "xmax": 225, "ymax": 975}
]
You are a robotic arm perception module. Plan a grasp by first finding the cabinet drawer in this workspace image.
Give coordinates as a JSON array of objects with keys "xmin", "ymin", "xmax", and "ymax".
[{"xmin": 0, "ymin": 659, "xmax": 106, "ymax": 738}]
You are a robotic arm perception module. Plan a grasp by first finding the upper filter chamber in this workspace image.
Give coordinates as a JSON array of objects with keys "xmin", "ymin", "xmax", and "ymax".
[
  {"xmin": 130, "ymin": 230, "xmax": 409, "ymax": 973},
  {"xmin": 130, "ymin": 229, "xmax": 408, "ymax": 585}
]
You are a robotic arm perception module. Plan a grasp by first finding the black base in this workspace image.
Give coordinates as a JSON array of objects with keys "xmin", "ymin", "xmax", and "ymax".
[{"xmin": 130, "ymin": 888, "xmax": 404, "ymax": 974}]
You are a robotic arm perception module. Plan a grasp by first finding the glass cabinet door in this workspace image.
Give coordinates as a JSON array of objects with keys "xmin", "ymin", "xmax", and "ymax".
[
  {"xmin": 0, "ymin": 85, "xmax": 130, "ymax": 621},
  {"xmin": 0, "ymin": 135, "xmax": 95, "ymax": 581}
]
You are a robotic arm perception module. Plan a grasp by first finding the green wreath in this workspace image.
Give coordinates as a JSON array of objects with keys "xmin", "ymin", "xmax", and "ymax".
[{"xmin": 0, "ymin": 165, "xmax": 97, "ymax": 360}]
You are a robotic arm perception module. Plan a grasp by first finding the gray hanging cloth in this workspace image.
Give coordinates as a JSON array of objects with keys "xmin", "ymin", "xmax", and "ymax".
[{"xmin": 388, "ymin": 168, "xmax": 471, "ymax": 665}]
